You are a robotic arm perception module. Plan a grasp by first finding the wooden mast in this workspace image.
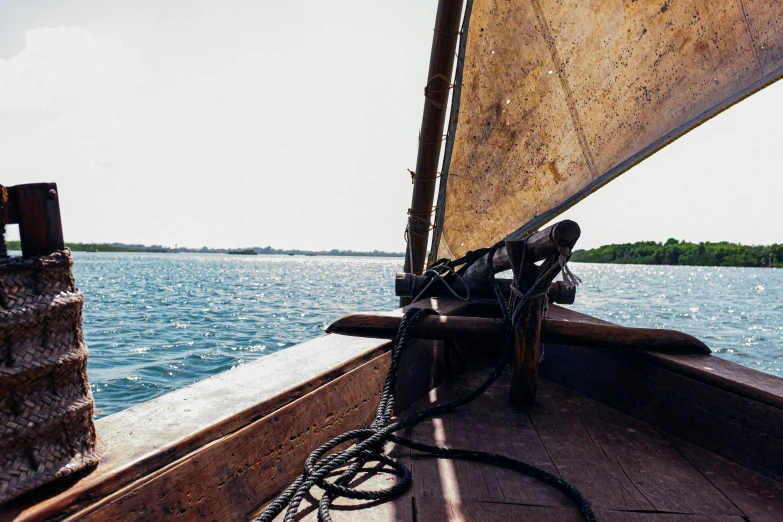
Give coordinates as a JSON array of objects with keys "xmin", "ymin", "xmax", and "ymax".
[{"xmin": 402, "ymin": 0, "xmax": 464, "ymax": 286}]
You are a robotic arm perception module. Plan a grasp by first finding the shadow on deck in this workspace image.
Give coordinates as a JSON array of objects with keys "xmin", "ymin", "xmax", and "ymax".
[{"xmin": 280, "ymin": 355, "xmax": 783, "ymax": 522}]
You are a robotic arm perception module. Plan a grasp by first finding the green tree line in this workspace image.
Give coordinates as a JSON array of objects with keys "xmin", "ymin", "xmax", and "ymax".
[
  {"xmin": 3, "ymin": 241, "xmax": 404, "ymax": 257},
  {"xmin": 571, "ymin": 239, "xmax": 783, "ymax": 267},
  {"xmin": 4, "ymin": 241, "xmax": 170, "ymax": 253}
]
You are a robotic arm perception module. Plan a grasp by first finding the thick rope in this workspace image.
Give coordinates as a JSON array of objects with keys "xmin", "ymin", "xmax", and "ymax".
[
  {"xmin": 253, "ymin": 242, "xmax": 594, "ymax": 522},
  {"xmin": 405, "ymin": 247, "xmax": 493, "ymax": 303}
]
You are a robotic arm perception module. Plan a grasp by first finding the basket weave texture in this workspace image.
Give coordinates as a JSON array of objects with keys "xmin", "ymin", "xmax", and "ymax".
[{"xmin": 0, "ymin": 250, "xmax": 99, "ymax": 504}]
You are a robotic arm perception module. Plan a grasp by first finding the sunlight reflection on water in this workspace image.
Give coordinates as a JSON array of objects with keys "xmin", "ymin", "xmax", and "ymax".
[
  {"xmin": 568, "ymin": 262, "xmax": 783, "ymax": 377},
  {"xmin": 74, "ymin": 252, "xmax": 401, "ymax": 418},
  {"xmin": 74, "ymin": 254, "xmax": 782, "ymax": 418}
]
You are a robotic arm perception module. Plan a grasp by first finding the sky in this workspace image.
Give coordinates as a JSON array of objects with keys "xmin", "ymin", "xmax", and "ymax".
[{"xmin": 1, "ymin": 1, "xmax": 782, "ymax": 252}]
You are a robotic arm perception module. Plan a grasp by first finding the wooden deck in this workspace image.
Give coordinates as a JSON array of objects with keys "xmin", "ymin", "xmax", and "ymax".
[{"xmin": 274, "ymin": 355, "xmax": 783, "ymax": 522}]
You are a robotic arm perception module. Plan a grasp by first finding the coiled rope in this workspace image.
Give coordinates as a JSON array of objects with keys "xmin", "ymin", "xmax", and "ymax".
[{"xmin": 254, "ymin": 242, "xmax": 595, "ymax": 522}]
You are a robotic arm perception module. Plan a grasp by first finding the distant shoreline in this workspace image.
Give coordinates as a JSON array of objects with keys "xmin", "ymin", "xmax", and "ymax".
[
  {"xmin": 4, "ymin": 241, "xmax": 404, "ymax": 257},
  {"xmin": 572, "ymin": 239, "xmax": 782, "ymax": 268}
]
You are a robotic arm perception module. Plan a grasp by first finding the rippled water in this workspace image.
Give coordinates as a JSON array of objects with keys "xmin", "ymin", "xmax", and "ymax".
[
  {"xmin": 73, "ymin": 253, "xmax": 401, "ymax": 418},
  {"xmin": 569, "ymin": 263, "xmax": 783, "ymax": 376},
  {"xmin": 69, "ymin": 254, "xmax": 782, "ymax": 418}
]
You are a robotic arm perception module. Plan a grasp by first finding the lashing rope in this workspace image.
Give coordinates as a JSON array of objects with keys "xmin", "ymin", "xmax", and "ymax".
[
  {"xmin": 409, "ymin": 263, "xmax": 471, "ymax": 303},
  {"xmin": 406, "ymin": 246, "xmax": 494, "ymax": 302},
  {"xmin": 253, "ymin": 242, "xmax": 594, "ymax": 522}
]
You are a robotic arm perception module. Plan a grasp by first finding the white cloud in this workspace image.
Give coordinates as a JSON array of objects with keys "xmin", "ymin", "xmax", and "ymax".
[{"xmin": 0, "ymin": 27, "xmax": 147, "ymax": 109}]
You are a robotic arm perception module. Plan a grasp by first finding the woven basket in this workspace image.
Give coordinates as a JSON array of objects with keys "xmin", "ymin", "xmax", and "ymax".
[{"xmin": 0, "ymin": 250, "xmax": 99, "ymax": 504}]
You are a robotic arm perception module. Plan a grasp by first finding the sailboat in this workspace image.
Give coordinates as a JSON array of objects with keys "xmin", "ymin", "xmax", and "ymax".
[{"xmin": 3, "ymin": 0, "xmax": 783, "ymax": 520}]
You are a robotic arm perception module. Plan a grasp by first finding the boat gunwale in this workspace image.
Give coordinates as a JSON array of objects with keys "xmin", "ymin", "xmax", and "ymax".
[
  {"xmin": 1, "ymin": 297, "xmax": 472, "ymax": 521},
  {"xmin": 3, "ymin": 297, "xmax": 783, "ymax": 520},
  {"xmin": 544, "ymin": 304, "xmax": 783, "ymax": 412}
]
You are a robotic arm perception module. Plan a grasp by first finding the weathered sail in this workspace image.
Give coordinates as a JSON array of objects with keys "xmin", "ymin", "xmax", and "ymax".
[{"xmin": 432, "ymin": 0, "xmax": 783, "ymax": 261}]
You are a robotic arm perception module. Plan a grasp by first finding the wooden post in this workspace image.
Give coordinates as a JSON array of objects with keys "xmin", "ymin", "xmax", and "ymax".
[
  {"xmin": 506, "ymin": 241, "xmax": 549, "ymax": 405},
  {"xmin": 5, "ymin": 183, "xmax": 65, "ymax": 258},
  {"xmin": 402, "ymin": 0, "xmax": 464, "ymax": 285},
  {"xmin": 459, "ymin": 219, "xmax": 580, "ymax": 405},
  {"xmin": 505, "ymin": 222, "xmax": 580, "ymax": 406},
  {"xmin": 510, "ymin": 292, "xmax": 546, "ymax": 405}
]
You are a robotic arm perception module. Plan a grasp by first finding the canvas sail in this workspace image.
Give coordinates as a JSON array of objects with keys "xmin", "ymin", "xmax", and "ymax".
[{"xmin": 431, "ymin": 0, "xmax": 783, "ymax": 262}]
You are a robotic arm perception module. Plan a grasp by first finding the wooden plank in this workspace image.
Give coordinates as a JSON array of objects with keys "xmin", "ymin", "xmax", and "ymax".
[
  {"xmin": 540, "ymin": 343, "xmax": 783, "ymax": 482},
  {"xmin": 415, "ymin": 499, "xmax": 745, "ymax": 521},
  {"xmin": 293, "ymin": 358, "xmax": 767, "ymax": 522},
  {"xmin": 641, "ymin": 352, "xmax": 783, "ymax": 411},
  {"xmin": 392, "ymin": 358, "xmax": 569, "ymax": 509},
  {"xmin": 570, "ymin": 391, "xmax": 740, "ymax": 515},
  {"xmin": 405, "ymin": 371, "xmax": 504, "ymax": 505},
  {"xmin": 546, "ymin": 304, "xmax": 615, "ymax": 325},
  {"xmin": 6, "ymin": 183, "xmax": 64, "ymax": 258},
  {"xmin": 547, "ymin": 304, "xmax": 783, "ymax": 410},
  {"xmin": 528, "ymin": 383, "xmax": 656, "ymax": 511},
  {"xmin": 68, "ymin": 353, "xmax": 394, "ymax": 521},
  {"xmin": 416, "ymin": 499, "xmax": 584, "ymax": 521},
  {"xmin": 593, "ymin": 511, "xmax": 743, "ymax": 522},
  {"xmin": 407, "ymin": 375, "xmax": 744, "ymax": 516},
  {"xmin": 407, "ymin": 406, "xmax": 568, "ymax": 508},
  {"xmin": 668, "ymin": 436, "xmax": 783, "ymax": 522}
]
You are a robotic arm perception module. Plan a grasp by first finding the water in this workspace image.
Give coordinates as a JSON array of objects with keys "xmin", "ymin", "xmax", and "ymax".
[
  {"xmin": 68, "ymin": 254, "xmax": 782, "ymax": 418},
  {"xmin": 74, "ymin": 252, "xmax": 402, "ymax": 418},
  {"xmin": 569, "ymin": 263, "xmax": 783, "ymax": 376}
]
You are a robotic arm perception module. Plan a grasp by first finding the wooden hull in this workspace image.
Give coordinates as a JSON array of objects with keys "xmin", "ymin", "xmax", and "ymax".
[{"xmin": 2, "ymin": 297, "xmax": 782, "ymax": 520}]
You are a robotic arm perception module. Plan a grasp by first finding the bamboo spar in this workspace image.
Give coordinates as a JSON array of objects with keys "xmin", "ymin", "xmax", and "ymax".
[{"xmin": 402, "ymin": 0, "xmax": 464, "ymax": 283}]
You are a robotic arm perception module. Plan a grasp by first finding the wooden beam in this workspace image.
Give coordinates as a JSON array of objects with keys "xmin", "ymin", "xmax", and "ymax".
[
  {"xmin": 403, "ymin": 0, "xmax": 465, "ymax": 278},
  {"xmin": 464, "ymin": 220, "xmax": 580, "ymax": 277},
  {"xmin": 327, "ymin": 313, "xmax": 506, "ymax": 342},
  {"xmin": 541, "ymin": 318, "xmax": 710, "ymax": 353},
  {"xmin": 326, "ymin": 313, "xmax": 711, "ymax": 354},
  {"xmin": 394, "ymin": 274, "xmax": 576, "ymax": 304},
  {"xmin": 5, "ymin": 183, "xmax": 65, "ymax": 258}
]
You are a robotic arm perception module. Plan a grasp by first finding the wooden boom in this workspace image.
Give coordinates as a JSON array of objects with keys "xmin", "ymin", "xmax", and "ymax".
[
  {"xmin": 394, "ymin": 274, "xmax": 576, "ymax": 304},
  {"xmin": 326, "ymin": 313, "xmax": 711, "ymax": 354},
  {"xmin": 463, "ymin": 219, "xmax": 580, "ymax": 277}
]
